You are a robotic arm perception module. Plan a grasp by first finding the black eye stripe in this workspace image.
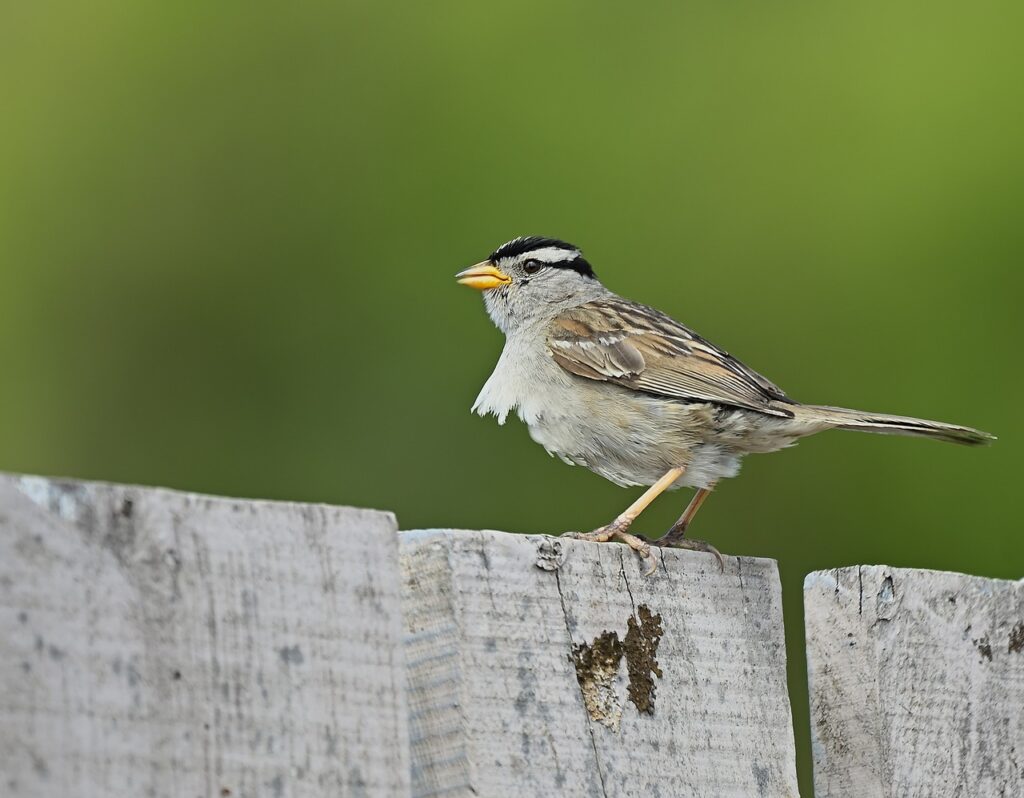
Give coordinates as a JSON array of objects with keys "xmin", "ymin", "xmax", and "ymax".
[
  {"xmin": 524, "ymin": 259, "xmax": 598, "ymax": 280},
  {"xmin": 549, "ymin": 256, "xmax": 596, "ymax": 279},
  {"xmin": 517, "ymin": 255, "xmax": 596, "ymax": 279}
]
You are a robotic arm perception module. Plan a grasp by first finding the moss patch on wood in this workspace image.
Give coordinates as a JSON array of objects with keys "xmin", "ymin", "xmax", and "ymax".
[
  {"xmin": 571, "ymin": 630, "xmax": 625, "ymax": 729},
  {"xmin": 623, "ymin": 605, "xmax": 664, "ymax": 714},
  {"xmin": 570, "ymin": 604, "xmax": 665, "ymax": 727}
]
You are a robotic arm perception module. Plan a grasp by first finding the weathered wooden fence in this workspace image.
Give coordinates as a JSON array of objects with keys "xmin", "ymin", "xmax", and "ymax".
[{"xmin": 1, "ymin": 473, "xmax": 1020, "ymax": 797}]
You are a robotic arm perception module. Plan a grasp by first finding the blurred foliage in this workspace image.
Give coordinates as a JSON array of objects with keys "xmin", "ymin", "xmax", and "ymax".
[{"xmin": 2, "ymin": 2, "xmax": 1021, "ymax": 793}]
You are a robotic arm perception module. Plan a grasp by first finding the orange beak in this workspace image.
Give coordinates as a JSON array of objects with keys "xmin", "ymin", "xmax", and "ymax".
[{"xmin": 455, "ymin": 261, "xmax": 512, "ymax": 291}]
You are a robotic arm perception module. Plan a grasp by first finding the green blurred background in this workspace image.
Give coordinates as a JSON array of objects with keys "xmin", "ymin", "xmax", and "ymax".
[{"xmin": 2, "ymin": 1, "xmax": 1021, "ymax": 792}]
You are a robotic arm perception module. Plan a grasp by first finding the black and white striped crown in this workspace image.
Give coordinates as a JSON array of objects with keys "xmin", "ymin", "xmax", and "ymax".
[{"xmin": 489, "ymin": 236, "xmax": 596, "ymax": 278}]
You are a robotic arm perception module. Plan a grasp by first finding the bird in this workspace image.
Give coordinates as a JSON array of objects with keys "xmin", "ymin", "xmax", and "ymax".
[{"xmin": 456, "ymin": 236, "xmax": 994, "ymax": 575}]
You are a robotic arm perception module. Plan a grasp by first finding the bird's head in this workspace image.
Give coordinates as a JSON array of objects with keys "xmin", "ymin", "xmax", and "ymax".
[{"xmin": 456, "ymin": 236, "xmax": 601, "ymax": 333}]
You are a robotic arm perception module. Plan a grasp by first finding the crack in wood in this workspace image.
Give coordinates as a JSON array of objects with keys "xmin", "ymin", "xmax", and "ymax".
[{"xmin": 554, "ymin": 569, "xmax": 610, "ymax": 798}]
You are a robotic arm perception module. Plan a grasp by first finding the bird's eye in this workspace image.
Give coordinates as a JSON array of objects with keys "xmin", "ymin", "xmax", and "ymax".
[{"xmin": 523, "ymin": 260, "xmax": 542, "ymax": 275}]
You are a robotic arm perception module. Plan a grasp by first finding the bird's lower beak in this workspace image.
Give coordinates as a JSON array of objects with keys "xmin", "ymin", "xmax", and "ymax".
[{"xmin": 455, "ymin": 261, "xmax": 512, "ymax": 291}]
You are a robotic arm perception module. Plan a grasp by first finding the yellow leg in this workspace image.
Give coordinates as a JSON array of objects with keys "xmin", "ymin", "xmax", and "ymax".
[
  {"xmin": 563, "ymin": 466, "xmax": 686, "ymax": 575},
  {"xmin": 611, "ymin": 466, "xmax": 686, "ymax": 529}
]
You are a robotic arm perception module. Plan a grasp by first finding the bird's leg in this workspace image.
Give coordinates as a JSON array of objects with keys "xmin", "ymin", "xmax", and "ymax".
[
  {"xmin": 661, "ymin": 484, "xmax": 715, "ymax": 543},
  {"xmin": 573, "ymin": 466, "xmax": 686, "ymax": 540},
  {"xmin": 563, "ymin": 466, "xmax": 685, "ymax": 575},
  {"xmin": 650, "ymin": 483, "xmax": 725, "ymax": 571}
]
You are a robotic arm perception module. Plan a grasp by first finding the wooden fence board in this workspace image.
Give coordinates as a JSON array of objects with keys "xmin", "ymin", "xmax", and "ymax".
[
  {"xmin": 805, "ymin": 565, "xmax": 1024, "ymax": 797},
  {"xmin": 401, "ymin": 529, "xmax": 799, "ymax": 798},
  {"xmin": 0, "ymin": 474, "xmax": 409, "ymax": 798}
]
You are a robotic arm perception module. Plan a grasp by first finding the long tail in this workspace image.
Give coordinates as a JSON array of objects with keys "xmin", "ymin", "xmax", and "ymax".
[{"xmin": 797, "ymin": 404, "xmax": 995, "ymax": 446}]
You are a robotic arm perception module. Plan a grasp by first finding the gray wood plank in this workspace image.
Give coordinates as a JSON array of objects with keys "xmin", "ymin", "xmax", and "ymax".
[
  {"xmin": 0, "ymin": 473, "xmax": 409, "ymax": 798},
  {"xmin": 401, "ymin": 529, "xmax": 799, "ymax": 798},
  {"xmin": 805, "ymin": 565, "xmax": 1024, "ymax": 797}
]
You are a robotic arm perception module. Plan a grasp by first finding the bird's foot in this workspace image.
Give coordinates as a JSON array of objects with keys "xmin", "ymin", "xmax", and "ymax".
[
  {"xmin": 650, "ymin": 534, "xmax": 725, "ymax": 572},
  {"xmin": 560, "ymin": 526, "xmax": 617, "ymax": 544},
  {"xmin": 561, "ymin": 523, "xmax": 659, "ymax": 576}
]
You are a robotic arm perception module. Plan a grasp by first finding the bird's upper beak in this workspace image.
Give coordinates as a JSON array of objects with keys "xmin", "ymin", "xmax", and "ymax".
[{"xmin": 455, "ymin": 261, "xmax": 512, "ymax": 291}]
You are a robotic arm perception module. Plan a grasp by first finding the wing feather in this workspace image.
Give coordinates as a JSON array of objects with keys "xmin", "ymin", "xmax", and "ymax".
[{"xmin": 547, "ymin": 297, "xmax": 795, "ymax": 417}]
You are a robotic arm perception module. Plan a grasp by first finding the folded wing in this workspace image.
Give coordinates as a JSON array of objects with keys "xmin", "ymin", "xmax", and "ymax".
[{"xmin": 547, "ymin": 297, "xmax": 796, "ymax": 417}]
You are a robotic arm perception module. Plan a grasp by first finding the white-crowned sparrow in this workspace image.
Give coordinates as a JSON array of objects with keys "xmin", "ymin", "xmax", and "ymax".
[{"xmin": 457, "ymin": 236, "xmax": 993, "ymax": 574}]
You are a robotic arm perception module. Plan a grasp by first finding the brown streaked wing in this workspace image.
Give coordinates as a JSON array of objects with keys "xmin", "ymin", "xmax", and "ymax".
[{"xmin": 547, "ymin": 297, "xmax": 795, "ymax": 417}]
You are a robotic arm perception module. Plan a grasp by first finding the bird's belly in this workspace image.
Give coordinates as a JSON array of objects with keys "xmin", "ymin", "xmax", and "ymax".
[{"xmin": 522, "ymin": 385, "xmax": 740, "ymax": 489}]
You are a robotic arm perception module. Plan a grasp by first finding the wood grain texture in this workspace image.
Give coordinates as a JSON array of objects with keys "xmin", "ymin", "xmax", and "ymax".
[
  {"xmin": 805, "ymin": 565, "xmax": 1024, "ymax": 797},
  {"xmin": 0, "ymin": 473, "xmax": 409, "ymax": 798},
  {"xmin": 401, "ymin": 529, "xmax": 798, "ymax": 798}
]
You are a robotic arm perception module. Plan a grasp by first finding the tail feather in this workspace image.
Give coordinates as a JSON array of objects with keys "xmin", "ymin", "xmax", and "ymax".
[{"xmin": 799, "ymin": 404, "xmax": 995, "ymax": 446}]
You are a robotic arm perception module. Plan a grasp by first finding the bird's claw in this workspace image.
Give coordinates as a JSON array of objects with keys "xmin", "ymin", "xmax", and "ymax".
[
  {"xmin": 560, "ymin": 526, "xmax": 659, "ymax": 576},
  {"xmin": 651, "ymin": 536, "xmax": 725, "ymax": 572},
  {"xmin": 559, "ymin": 530, "xmax": 606, "ymax": 544}
]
